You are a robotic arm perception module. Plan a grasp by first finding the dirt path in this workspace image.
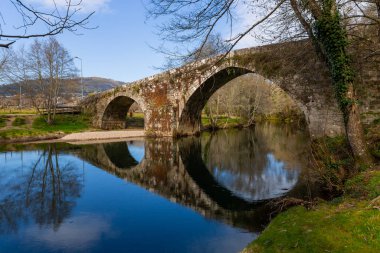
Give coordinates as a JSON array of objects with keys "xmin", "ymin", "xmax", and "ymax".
[{"xmin": 60, "ymin": 130, "xmax": 145, "ymax": 142}]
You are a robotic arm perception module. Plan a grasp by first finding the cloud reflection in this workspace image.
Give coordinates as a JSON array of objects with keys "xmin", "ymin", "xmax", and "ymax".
[{"xmin": 24, "ymin": 214, "xmax": 111, "ymax": 251}]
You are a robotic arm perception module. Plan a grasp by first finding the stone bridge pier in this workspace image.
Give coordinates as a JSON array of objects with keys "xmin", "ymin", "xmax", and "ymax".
[{"xmin": 82, "ymin": 41, "xmax": 347, "ymax": 138}]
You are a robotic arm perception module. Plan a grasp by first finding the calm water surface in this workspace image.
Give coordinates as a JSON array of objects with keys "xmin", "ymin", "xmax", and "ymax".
[{"xmin": 0, "ymin": 124, "xmax": 312, "ymax": 253}]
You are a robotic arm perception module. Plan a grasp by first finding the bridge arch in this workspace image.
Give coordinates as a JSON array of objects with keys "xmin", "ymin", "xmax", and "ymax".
[
  {"xmin": 100, "ymin": 93, "xmax": 146, "ymax": 130},
  {"xmin": 177, "ymin": 66, "xmax": 253, "ymax": 135},
  {"xmin": 177, "ymin": 65, "xmax": 309, "ymax": 136}
]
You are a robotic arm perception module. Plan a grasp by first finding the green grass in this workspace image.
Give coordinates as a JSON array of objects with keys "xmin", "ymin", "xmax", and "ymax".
[
  {"xmin": 345, "ymin": 170, "xmax": 380, "ymax": 199},
  {"xmin": 129, "ymin": 112, "xmax": 144, "ymax": 119},
  {"xmin": 0, "ymin": 114, "xmax": 91, "ymax": 140},
  {"xmin": 32, "ymin": 114, "xmax": 90, "ymax": 133},
  {"xmin": 0, "ymin": 129, "xmax": 45, "ymax": 139},
  {"xmin": 201, "ymin": 115, "xmax": 244, "ymax": 129},
  {"xmin": 0, "ymin": 116, "xmax": 7, "ymax": 128},
  {"xmin": 126, "ymin": 112, "xmax": 144, "ymax": 128},
  {"xmin": 0, "ymin": 108, "xmax": 37, "ymax": 115},
  {"xmin": 12, "ymin": 117, "xmax": 27, "ymax": 127},
  {"xmin": 244, "ymin": 170, "xmax": 380, "ymax": 253}
]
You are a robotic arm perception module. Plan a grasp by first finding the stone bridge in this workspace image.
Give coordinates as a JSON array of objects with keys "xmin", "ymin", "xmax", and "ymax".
[{"xmin": 82, "ymin": 41, "xmax": 346, "ymax": 138}]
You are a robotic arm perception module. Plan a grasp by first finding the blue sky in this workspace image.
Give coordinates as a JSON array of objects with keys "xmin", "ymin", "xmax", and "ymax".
[{"xmin": 1, "ymin": 0, "xmax": 258, "ymax": 82}]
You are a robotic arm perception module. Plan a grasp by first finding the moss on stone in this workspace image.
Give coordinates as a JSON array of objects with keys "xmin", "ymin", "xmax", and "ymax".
[{"xmin": 244, "ymin": 170, "xmax": 380, "ymax": 253}]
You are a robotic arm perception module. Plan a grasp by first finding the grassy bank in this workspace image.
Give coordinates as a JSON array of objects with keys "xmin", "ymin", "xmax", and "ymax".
[
  {"xmin": 243, "ymin": 170, "xmax": 380, "ymax": 253},
  {"xmin": 0, "ymin": 108, "xmax": 37, "ymax": 115},
  {"xmin": 201, "ymin": 115, "xmax": 244, "ymax": 129},
  {"xmin": 242, "ymin": 116, "xmax": 380, "ymax": 253},
  {"xmin": 200, "ymin": 111, "xmax": 305, "ymax": 130},
  {"xmin": 0, "ymin": 114, "xmax": 91, "ymax": 141},
  {"xmin": 126, "ymin": 112, "xmax": 144, "ymax": 128}
]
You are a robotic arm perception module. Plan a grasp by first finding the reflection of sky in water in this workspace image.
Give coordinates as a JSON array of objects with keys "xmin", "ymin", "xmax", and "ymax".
[
  {"xmin": 0, "ymin": 151, "xmax": 43, "ymax": 169},
  {"xmin": 212, "ymin": 153, "xmax": 299, "ymax": 201},
  {"xmin": 0, "ymin": 147, "xmax": 255, "ymax": 253},
  {"xmin": 24, "ymin": 214, "xmax": 111, "ymax": 251},
  {"xmin": 127, "ymin": 141, "xmax": 145, "ymax": 162}
]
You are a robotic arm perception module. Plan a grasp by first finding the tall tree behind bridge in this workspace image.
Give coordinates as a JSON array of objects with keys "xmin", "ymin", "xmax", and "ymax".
[{"xmin": 147, "ymin": 0, "xmax": 379, "ymax": 166}]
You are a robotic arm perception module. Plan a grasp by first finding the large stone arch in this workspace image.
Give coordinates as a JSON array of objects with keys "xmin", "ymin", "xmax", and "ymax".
[
  {"xmin": 176, "ymin": 61, "xmax": 344, "ymax": 137},
  {"xmin": 177, "ymin": 66, "xmax": 252, "ymax": 135}
]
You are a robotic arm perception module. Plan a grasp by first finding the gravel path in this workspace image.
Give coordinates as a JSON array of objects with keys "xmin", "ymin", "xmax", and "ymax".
[{"xmin": 61, "ymin": 130, "xmax": 145, "ymax": 142}]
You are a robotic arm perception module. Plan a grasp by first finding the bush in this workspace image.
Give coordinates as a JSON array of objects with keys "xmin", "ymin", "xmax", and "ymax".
[
  {"xmin": 0, "ymin": 116, "xmax": 7, "ymax": 128},
  {"xmin": 310, "ymin": 136, "xmax": 354, "ymax": 194},
  {"xmin": 12, "ymin": 117, "xmax": 27, "ymax": 127}
]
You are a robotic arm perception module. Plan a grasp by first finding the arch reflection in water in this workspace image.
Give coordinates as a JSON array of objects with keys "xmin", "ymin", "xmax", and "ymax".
[
  {"xmin": 102, "ymin": 140, "xmax": 145, "ymax": 169},
  {"xmin": 201, "ymin": 125, "xmax": 309, "ymax": 202}
]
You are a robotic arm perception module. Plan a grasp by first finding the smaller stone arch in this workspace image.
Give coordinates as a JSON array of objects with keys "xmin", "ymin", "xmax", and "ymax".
[{"xmin": 100, "ymin": 93, "xmax": 146, "ymax": 130}]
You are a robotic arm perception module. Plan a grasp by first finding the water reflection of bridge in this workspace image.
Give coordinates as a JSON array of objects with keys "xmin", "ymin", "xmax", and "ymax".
[
  {"xmin": 76, "ymin": 127, "xmax": 314, "ymax": 232},
  {"xmin": 77, "ymin": 139, "xmax": 264, "ymax": 232}
]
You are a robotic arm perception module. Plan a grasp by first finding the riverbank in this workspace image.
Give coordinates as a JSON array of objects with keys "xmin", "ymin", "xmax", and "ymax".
[
  {"xmin": 0, "ymin": 114, "xmax": 91, "ymax": 143},
  {"xmin": 242, "ymin": 122, "xmax": 380, "ymax": 252},
  {"xmin": 243, "ymin": 168, "xmax": 380, "ymax": 253},
  {"xmin": 0, "ymin": 113, "xmax": 244, "ymax": 143}
]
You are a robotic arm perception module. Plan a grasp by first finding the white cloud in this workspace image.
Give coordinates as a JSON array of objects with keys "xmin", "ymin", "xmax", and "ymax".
[{"xmin": 26, "ymin": 0, "xmax": 111, "ymax": 13}]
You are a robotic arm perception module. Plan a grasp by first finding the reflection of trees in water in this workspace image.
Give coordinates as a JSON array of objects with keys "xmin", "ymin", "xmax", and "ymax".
[
  {"xmin": 201, "ymin": 125, "xmax": 310, "ymax": 201},
  {"xmin": 0, "ymin": 145, "xmax": 83, "ymax": 234}
]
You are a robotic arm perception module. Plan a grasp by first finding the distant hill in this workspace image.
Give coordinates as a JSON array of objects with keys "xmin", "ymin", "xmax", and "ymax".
[
  {"xmin": 0, "ymin": 77, "xmax": 125, "ymax": 96},
  {"xmin": 78, "ymin": 77, "xmax": 125, "ymax": 94}
]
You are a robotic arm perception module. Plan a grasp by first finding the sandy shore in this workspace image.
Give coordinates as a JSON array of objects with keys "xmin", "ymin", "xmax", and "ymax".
[
  {"xmin": 0, "ymin": 130, "xmax": 146, "ymax": 145},
  {"xmin": 60, "ymin": 130, "xmax": 145, "ymax": 142}
]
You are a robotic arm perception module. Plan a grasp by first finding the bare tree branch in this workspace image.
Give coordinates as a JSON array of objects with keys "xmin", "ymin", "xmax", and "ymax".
[{"xmin": 0, "ymin": 0, "xmax": 96, "ymax": 48}]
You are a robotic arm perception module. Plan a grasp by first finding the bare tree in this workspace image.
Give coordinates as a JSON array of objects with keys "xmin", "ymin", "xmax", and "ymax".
[
  {"xmin": 204, "ymin": 74, "xmax": 273, "ymax": 126},
  {"xmin": 26, "ymin": 38, "xmax": 77, "ymax": 124},
  {"xmin": 0, "ymin": 0, "xmax": 94, "ymax": 48},
  {"xmin": 0, "ymin": 50, "xmax": 8, "ymax": 70},
  {"xmin": 2, "ymin": 46, "xmax": 30, "ymax": 107},
  {"xmin": 0, "ymin": 49, "xmax": 10, "ymax": 81},
  {"xmin": 147, "ymin": 0, "xmax": 378, "ymax": 165}
]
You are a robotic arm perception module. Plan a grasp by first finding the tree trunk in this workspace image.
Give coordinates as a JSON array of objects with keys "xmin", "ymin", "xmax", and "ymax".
[
  {"xmin": 345, "ymin": 84, "xmax": 373, "ymax": 167},
  {"xmin": 313, "ymin": 1, "xmax": 373, "ymax": 167}
]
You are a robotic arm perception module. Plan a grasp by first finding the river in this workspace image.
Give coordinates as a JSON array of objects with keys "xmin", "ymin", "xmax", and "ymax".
[{"xmin": 0, "ymin": 123, "xmax": 313, "ymax": 253}]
